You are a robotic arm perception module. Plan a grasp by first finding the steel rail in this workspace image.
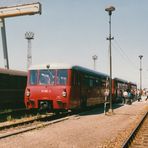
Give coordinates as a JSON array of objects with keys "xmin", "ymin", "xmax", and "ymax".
[
  {"xmin": 0, "ymin": 116, "xmax": 69, "ymax": 139},
  {"xmin": 121, "ymin": 111, "xmax": 148, "ymax": 148}
]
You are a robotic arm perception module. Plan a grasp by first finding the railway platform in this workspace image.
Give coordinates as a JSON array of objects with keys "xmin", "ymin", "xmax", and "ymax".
[{"xmin": 0, "ymin": 99, "xmax": 148, "ymax": 148}]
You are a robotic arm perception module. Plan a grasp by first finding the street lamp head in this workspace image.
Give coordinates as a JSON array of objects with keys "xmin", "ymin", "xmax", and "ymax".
[
  {"xmin": 25, "ymin": 32, "xmax": 34, "ymax": 40},
  {"xmin": 105, "ymin": 6, "xmax": 115, "ymax": 15},
  {"xmin": 139, "ymin": 55, "xmax": 143, "ymax": 60},
  {"xmin": 92, "ymin": 55, "xmax": 98, "ymax": 60}
]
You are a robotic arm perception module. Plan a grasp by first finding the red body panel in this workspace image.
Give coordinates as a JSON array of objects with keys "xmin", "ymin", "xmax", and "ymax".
[
  {"xmin": 25, "ymin": 85, "xmax": 71, "ymax": 109},
  {"xmin": 25, "ymin": 69, "xmax": 72, "ymax": 110}
]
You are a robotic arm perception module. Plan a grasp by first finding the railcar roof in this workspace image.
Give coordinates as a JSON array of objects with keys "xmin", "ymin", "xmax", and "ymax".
[
  {"xmin": 113, "ymin": 77, "xmax": 128, "ymax": 83},
  {"xmin": 29, "ymin": 63, "xmax": 109, "ymax": 78},
  {"xmin": 0, "ymin": 68, "xmax": 27, "ymax": 76},
  {"xmin": 128, "ymin": 82, "xmax": 137, "ymax": 86},
  {"xmin": 72, "ymin": 65, "xmax": 109, "ymax": 78}
]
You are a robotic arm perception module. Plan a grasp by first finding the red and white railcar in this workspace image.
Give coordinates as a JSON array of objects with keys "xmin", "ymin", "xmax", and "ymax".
[{"xmin": 24, "ymin": 63, "xmax": 109, "ymax": 111}]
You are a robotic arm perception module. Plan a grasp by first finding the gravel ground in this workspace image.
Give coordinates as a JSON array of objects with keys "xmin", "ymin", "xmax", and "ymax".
[{"xmin": 0, "ymin": 99, "xmax": 148, "ymax": 148}]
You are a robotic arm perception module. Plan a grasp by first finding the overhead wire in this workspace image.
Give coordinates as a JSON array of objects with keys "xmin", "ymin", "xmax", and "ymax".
[
  {"xmin": 113, "ymin": 40, "xmax": 148, "ymax": 88},
  {"xmin": 112, "ymin": 39, "xmax": 138, "ymax": 71},
  {"xmin": 113, "ymin": 39, "xmax": 148, "ymax": 76}
]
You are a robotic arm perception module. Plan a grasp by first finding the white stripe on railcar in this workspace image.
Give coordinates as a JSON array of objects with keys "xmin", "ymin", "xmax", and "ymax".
[{"xmin": 29, "ymin": 63, "xmax": 74, "ymax": 70}]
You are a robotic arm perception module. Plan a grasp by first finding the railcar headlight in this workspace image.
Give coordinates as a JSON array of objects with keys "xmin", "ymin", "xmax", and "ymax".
[
  {"xmin": 62, "ymin": 89, "xmax": 67, "ymax": 97},
  {"xmin": 26, "ymin": 88, "xmax": 30, "ymax": 97}
]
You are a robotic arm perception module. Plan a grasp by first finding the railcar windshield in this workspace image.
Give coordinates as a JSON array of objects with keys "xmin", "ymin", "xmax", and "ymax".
[
  {"xmin": 29, "ymin": 69, "xmax": 68, "ymax": 85},
  {"xmin": 39, "ymin": 69, "xmax": 55, "ymax": 85},
  {"xmin": 29, "ymin": 70, "xmax": 38, "ymax": 85},
  {"xmin": 57, "ymin": 69, "xmax": 68, "ymax": 85}
]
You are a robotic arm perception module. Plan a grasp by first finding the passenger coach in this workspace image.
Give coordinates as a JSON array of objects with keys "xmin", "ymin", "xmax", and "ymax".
[
  {"xmin": 0, "ymin": 68, "xmax": 27, "ymax": 109},
  {"xmin": 24, "ymin": 64, "xmax": 109, "ymax": 111},
  {"xmin": 112, "ymin": 78, "xmax": 129, "ymax": 102},
  {"xmin": 128, "ymin": 82, "xmax": 137, "ymax": 100}
]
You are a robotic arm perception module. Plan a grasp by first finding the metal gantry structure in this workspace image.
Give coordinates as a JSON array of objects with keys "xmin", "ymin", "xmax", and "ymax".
[
  {"xmin": 0, "ymin": 2, "xmax": 41, "ymax": 69},
  {"xmin": 105, "ymin": 5, "xmax": 115, "ymax": 113},
  {"xmin": 0, "ymin": 18, "xmax": 9, "ymax": 69}
]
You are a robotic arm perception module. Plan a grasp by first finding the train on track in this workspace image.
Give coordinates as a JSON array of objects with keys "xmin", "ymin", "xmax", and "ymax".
[
  {"xmin": 0, "ymin": 68, "xmax": 27, "ymax": 110},
  {"xmin": 24, "ymin": 63, "xmax": 137, "ymax": 111}
]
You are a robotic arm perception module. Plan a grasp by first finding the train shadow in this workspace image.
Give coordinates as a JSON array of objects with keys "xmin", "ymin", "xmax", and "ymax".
[{"xmin": 78, "ymin": 103, "xmax": 123, "ymax": 116}]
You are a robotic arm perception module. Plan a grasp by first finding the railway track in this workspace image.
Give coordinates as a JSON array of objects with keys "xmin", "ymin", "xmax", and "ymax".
[
  {"xmin": 0, "ymin": 106, "xmax": 97, "ymax": 139},
  {"xmin": 0, "ymin": 112, "xmax": 54, "ymax": 130},
  {"xmin": 122, "ymin": 111, "xmax": 148, "ymax": 148},
  {"xmin": 0, "ymin": 104, "xmax": 122, "ymax": 140},
  {"xmin": 0, "ymin": 112, "xmax": 69, "ymax": 139}
]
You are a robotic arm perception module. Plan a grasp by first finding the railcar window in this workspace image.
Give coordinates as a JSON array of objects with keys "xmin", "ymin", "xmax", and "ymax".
[
  {"xmin": 29, "ymin": 70, "xmax": 38, "ymax": 85},
  {"xmin": 89, "ymin": 79, "xmax": 93, "ymax": 87},
  {"xmin": 94, "ymin": 79, "xmax": 99, "ymax": 87},
  {"xmin": 57, "ymin": 69, "xmax": 68, "ymax": 85},
  {"xmin": 39, "ymin": 70, "xmax": 55, "ymax": 85},
  {"xmin": 76, "ymin": 73, "xmax": 81, "ymax": 86},
  {"xmin": 73, "ymin": 71, "xmax": 80, "ymax": 86},
  {"xmin": 0, "ymin": 74, "xmax": 10, "ymax": 88}
]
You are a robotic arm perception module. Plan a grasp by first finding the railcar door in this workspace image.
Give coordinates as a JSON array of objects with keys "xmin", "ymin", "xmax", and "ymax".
[
  {"xmin": 52, "ymin": 69, "xmax": 69, "ymax": 110},
  {"xmin": 70, "ymin": 70, "xmax": 81, "ymax": 109}
]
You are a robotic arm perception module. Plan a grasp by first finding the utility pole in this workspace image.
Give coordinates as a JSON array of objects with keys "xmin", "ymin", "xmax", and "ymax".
[
  {"xmin": 139, "ymin": 55, "xmax": 143, "ymax": 94},
  {"xmin": 105, "ymin": 6, "xmax": 115, "ymax": 113},
  {"xmin": 25, "ymin": 32, "xmax": 34, "ymax": 69}
]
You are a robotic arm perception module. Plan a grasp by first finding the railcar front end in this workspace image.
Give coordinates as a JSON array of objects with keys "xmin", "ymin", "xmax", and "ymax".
[{"xmin": 25, "ymin": 66, "xmax": 72, "ymax": 111}]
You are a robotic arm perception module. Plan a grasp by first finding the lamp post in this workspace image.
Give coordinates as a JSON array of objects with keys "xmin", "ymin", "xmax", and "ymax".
[
  {"xmin": 25, "ymin": 32, "xmax": 34, "ymax": 69},
  {"xmin": 105, "ymin": 6, "xmax": 115, "ymax": 113},
  {"xmin": 92, "ymin": 55, "xmax": 98, "ymax": 70},
  {"xmin": 139, "ymin": 55, "xmax": 143, "ymax": 94}
]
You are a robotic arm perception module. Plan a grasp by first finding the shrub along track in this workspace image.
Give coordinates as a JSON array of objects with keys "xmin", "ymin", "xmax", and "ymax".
[{"xmin": 0, "ymin": 108, "xmax": 38, "ymax": 122}]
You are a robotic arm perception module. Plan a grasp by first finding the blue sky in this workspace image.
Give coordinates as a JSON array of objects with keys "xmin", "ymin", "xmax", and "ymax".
[{"xmin": 0, "ymin": 0, "xmax": 148, "ymax": 88}]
